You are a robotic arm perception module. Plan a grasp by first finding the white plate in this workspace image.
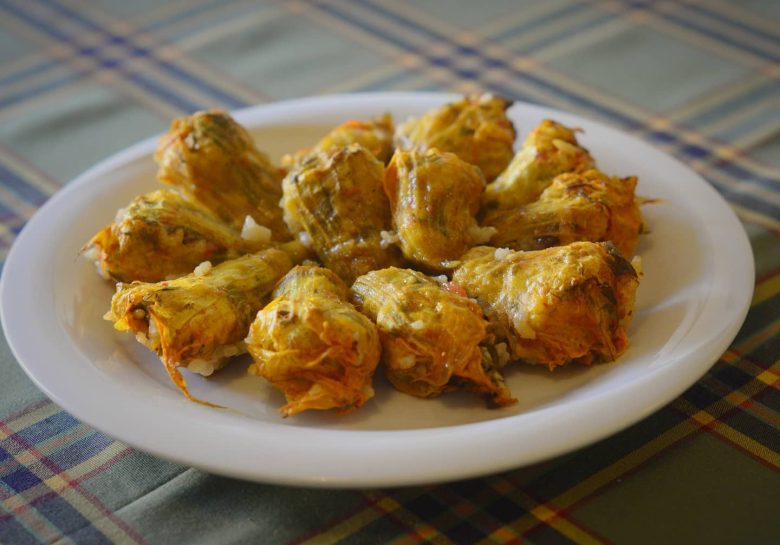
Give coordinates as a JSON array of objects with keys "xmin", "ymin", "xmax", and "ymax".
[{"xmin": 1, "ymin": 93, "xmax": 754, "ymax": 488}]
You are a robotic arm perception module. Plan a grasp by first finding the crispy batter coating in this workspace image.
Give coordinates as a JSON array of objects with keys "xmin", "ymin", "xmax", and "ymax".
[
  {"xmin": 98, "ymin": 99, "xmax": 650, "ymax": 413},
  {"xmin": 482, "ymin": 119, "xmax": 595, "ymax": 213},
  {"xmin": 384, "ymin": 148, "xmax": 493, "ymax": 272},
  {"xmin": 453, "ymin": 243, "xmax": 639, "ymax": 369},
  {"xmin": 83, "ymin": 190, "xmax": 269, "ymax": 283},
  {"xmin": 246, "ymin": 265, "xmax": 380, "ymax": 416},
  {"xmin": 282, "ymin": 113, "xmax": 395, "ymax": 168},
  {"xmin": 351, "ymin": 268, "xmax": 515, "ymax": 407},
  {"xmin": 106, "ymin": 243, "xmax": 308, "ymax": 403},
  {"xmin": 155, "ymin": 109, "xmax": 289, "ymax": 239},
  {"xmin": 487, "ymin": 169, "xmax": 643, "ymax": 257},
  {"xmin": 395, "ymin": 93, "xmax": 516, "ymax": 182},
  {"xmin": 281, "ymin": 144, "xmax": 404, "ymax": 284}
]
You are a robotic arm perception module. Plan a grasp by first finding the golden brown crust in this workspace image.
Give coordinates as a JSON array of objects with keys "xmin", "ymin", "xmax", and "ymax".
[
  {"xmin": 453, "ymin": 242, "xmax": 639, "ymax": 369},
  {"xmin": 486, "ymin": 169, "xmax": 643, "ymax": 256},
  {"xmin": 91, "ymin": 98, "xmax": 649, "ymax": 413},
  {"xmin": 155, "ymin": 109, "xmax": 290, "ymax": 240},
  {"xmin": 351, "ymin": 267, "xmax": 515, "ymax": 407},
  {"xmin": 384, "ymin": 148, "xmax": 489, "ymax": 271},
  {"xmin": 106, "ymin": 247, "xmax": 300, "ymax": 403},
  {"xmin": 83, "ymin": 190, "xmax": 269, "ymax": 283},
  {"xmin": 247, "ymin": 265, "xmax": 381, "ymax": 416},
  {"xmin": 482, "ymin": 119, "xmax": 595, "ymax": 213},
  {"xmin": 395, "ymin": 93, "xmax": 516, "ymax": 182},
  {"xmin": 281, "ymin": 144, "xmax": 404, "ymax": 284},
  {"xmin": 282, "ymin": 113, "xmax": 395, "ymax": 168}
]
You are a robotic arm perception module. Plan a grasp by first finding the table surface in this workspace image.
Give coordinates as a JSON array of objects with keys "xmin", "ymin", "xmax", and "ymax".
[{"xmin": 1, "ymin": 1, "xmax": 778, "ymax": 543}]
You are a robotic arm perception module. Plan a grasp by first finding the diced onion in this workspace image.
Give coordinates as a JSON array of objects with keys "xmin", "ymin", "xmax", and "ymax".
[
  {"xmin": 298, "ymin": 231, "xmax": 313, "ymax": 248},
  {"xmin": 187, "ymin": 359, "xmax": 214, "ymax": 376},
  {"xmin": 511, "ymin": 309, "xmax": 536, "ymax": 339},
  {"xmin": 495, "ymin": 342, "xmax": 511, "ymax": 367},
  {"xmin": 469, "ymin": 224, "xmax": 497, "ymax": 244},
  {"xmin": 148, "ymin": 319, "xmax": 159, "ymax": 343},
  {"xmin": 380, "ymin": 230, "xmax": 399, "ymax": 249},
  {"xmin": 194, "ymin": 261, "xmax": 212, "ymax": 276},
  {"xmin": 552, "ymin": 138, "xmax": 580, "ymax": 155},
  {"xmin": 397, "ymin": 355, "xmax": 416, "ymax": 369},
  {"xmin": 186, "ymin": 341, "xmax": 246, "ymax": 376},
  {"xmin": 494, "ymin": 247, "xmax": 511, "ymax": 260},
  {"xmin": 241, "ymin": 215, "xmax": 272, "ymax": 244},
  {"xmin": 631, "ymin": 255, "xmax": 643, "ymax": 276}
]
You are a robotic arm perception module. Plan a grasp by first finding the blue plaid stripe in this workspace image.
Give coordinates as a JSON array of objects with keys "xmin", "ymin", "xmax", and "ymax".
[
  {"xmin": 0, "ymin": 0, "xmax": 261, "ymax": 115},
  {"xmin": 36, "ymin": 0, "xmax": 250, "ymax": 109},
  {"xmin": 0, "ymin": 163, "xmax": 50, "ymax": 208},
  {"xmin": 0, "ymin": 401, "xmax": 144, "ymax": 544},
  {"xmin": 650, "ymin": 2, "xmax": 779, "ymax": 62},
  {"xmin": 1, "ymin": 1, "xmax": 203, "ymax": 113}
]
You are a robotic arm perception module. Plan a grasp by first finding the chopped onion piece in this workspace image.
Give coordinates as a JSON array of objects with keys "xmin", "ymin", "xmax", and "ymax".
[
  {"xmin": 193, "ymin": 261, "xmax": 212, "ymax": 276},
  {"xmin": 494, "ymin": 247, "xmax": 511, "ymax": 260},
  {"xmin": 241, "ymin": 215, "xmax": 272, "ymax": 244},
  {"xmin": 380, "ymin": 230, "xmax": 400, "ymax": 249}
]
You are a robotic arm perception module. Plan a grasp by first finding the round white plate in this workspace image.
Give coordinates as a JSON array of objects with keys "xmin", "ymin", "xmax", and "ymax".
[{"xmin": 1, "ymin": 93, "xmax": 754, "ymax": 488}]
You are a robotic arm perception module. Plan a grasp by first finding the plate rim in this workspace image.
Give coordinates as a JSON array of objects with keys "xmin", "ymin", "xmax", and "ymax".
[{"xmin": 0, "ymin": 92, "xmax": 755, "ymax": 487}]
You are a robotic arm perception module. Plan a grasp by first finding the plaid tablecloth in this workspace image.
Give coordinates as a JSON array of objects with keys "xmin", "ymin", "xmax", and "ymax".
[{"xmin": 1, "ymin": 1, "xmax": 778, "ymax": 543}]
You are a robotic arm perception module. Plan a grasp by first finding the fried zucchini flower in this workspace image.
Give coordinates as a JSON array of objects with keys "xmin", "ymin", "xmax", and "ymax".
[
  {"xmin": 246, "ymin": 265, "xmax": 381, "ymax": 416},
  {"xmin": 155, "ymin": 109, "xmax": 289, "ymax": 239},
  {"xmin": 453, "ymin": 242, "xmax": 639, "ymax": 369},
  {"xmin": 282, "ymin": 113, "xmax": 395, "ymax": 168},
  {"xmin": 482, "ymin": 119, "xmax": 595, "ymax": 213},
  {"xmin": 383, "ymin": 148, "xmax": 495, "ymax": 272},
  {"xmin": 395, "ymin": 93, "xmax": 516, "ymax": 182},
  {"xmin": 106, "ymin": 243, "xmax": 308, "ymax": 403},
  {"xmin": 281, "ymin": 144, "xmax": 404, "ymax": 284},
  {"xmin": 351, "ymin": 267, "xmax": 515, "ymax": 407},
  {"xmin": 83, "ymin": 190, "xmax": 271, "ymax": 283},
  {"xmin": 487, "ymin": 169, "xmax": 643, "ymax": 257}
]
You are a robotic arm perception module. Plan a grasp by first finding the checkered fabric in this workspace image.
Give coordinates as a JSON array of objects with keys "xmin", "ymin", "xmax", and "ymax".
[{"xmin": 1, "ymin": 0, "xmax": 778, "ymax": 543}]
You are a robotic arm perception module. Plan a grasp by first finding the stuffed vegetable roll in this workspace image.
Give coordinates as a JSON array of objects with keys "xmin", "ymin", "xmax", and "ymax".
[
  {"xmin": 452, "ymin": 243, "xmax": 639, "ymax": 369},
  {"xmin": 395, "ymin": 93, "xmax": 516, "ymax": 182},
  {"xmin": 281, "ymin": 144, "xmax": 403, "ymax": 284},
  {"xmin": 155, "ymin": 109, "xmax": 289, "ymax": 239},
  {"xmin": 383, "ymin": 148, "xmax": 494, "ymax": 272},
  {"xmin": 351, "ymin": 268, "xmax": 515, "ymax": 407},
  {"xmin": 83, "ymin": 189, "xmax": 271, "ymax": 283},
  {"xmin": 106, "ymin": 243, "xmax": 308, "ymax": 403},
  {"xmin": 482, "ymin": 119, "xmax": 594, "ymax": 213},
  {"xmin": 282, "ymin": 113, "xmax": 394, "ymax": 168},
  {"xmin": 246, "ymin": 265, "xmax": 381, "ymax": 416},
  {"xmin": 488, "ymin": 170, "xmax": 643, "ymax": 257}
]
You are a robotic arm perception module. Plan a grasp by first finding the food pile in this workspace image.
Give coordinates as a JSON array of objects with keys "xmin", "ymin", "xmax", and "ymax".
[{"xmin": 83, "ymin": 93, "xmax": 643, "ymax": 416}]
